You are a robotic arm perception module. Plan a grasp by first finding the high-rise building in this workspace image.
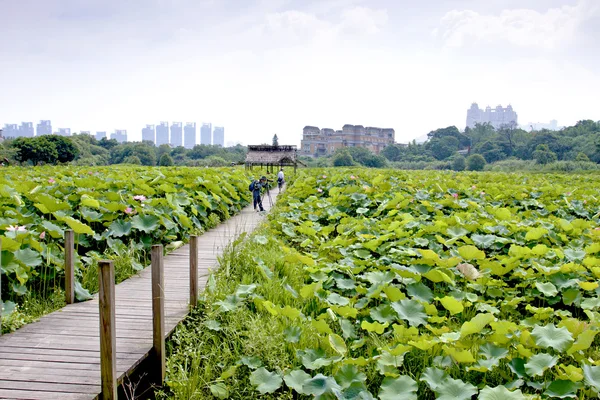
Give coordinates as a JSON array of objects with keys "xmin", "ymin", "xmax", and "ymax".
[
  {"xmin": 170, "ymin": 122, "xmax": 183, "ymax": 147},
  {"xmin": 56, "ymin": 128, "xmax": 71, "ymax": 136},
  {"xmin": 3, "ymin": 124, "xmax": 19, "ymax": 138},
  {"xmin": 96, "ymin": 131, "xmax": 107, "ymax": 141},
  {"xmin": 111, "ymin": 130, "xmax": 127, "ymax": 143},
  {"xmin": 200, "ymin": 123, "xmax": 212, "ymax": 145},
  {"xmin": 156, "ymin": 122, "xmax": 169, "ymax": 146},
  {"xmin": 36, "ymin": 120, "xmax": 52, "ymax": 136},
  {"xmin": 142, "ymin": 125, "xmax": 156, "ymax": 143},
  {"xmin": 184, "ymin": 122, "xmax": 196, "ymax": 149},
  {"xmin": 300, "ymin": 124, "xmax": 395, "ymax": 157},
  {"xmin": 19, "ymin": 122, "xmax": 34, "ymax": 137},
  {"xmin": 466, "ymin": 103, "xmax": 518, "ymax": 129},
  {"xmin": 213, "ymin": 126, "xmax": 225, "ymax": 147}
]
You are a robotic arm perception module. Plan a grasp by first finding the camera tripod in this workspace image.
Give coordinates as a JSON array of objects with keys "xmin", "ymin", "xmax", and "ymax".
[{"xmin": 262, "ymin": 183, "xmax": 273, "ymax": 208}]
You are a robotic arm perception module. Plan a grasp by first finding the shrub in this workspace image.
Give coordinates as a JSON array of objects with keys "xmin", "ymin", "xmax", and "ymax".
[
  {"xmin": 159, "ymin": 154, "xmax": 174, "ymax": 166},
  {"xmin": 466, "ymin": 154, "xmax": 486, "ymax": 171},
  {"xmin": 452, "ymin": 155, "xmax": 466, "ymax": 171}
]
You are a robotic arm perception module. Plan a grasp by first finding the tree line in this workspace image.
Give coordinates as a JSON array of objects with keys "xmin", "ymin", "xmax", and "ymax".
[
  {"xmin": 299, "ymin": 119, "xmax": 600, "ymax": 171},
  {"xmin": 0, "ymin": 134, "xmax": 247, "ymax": 167}
]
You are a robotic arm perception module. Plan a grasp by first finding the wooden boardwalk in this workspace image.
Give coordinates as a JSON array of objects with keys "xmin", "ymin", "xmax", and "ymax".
[{"xmin": 0, "ymin": 190, "xmax": 277, "ymax": 399}]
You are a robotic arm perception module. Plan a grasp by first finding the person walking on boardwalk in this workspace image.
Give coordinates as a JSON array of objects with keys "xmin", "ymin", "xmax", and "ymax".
[
  {"xmin": 250, "ymin": 176, "xmax": 266, "ymax": 212},
  {"xmin": 277, "ymin": 168, "xmax": 285, "ymax": 192}
]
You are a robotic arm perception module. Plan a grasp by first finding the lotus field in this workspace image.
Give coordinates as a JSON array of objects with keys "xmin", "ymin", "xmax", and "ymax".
[
  {"xmin": 164, "ymin": 169, "xmax": 600, "ymax": 399},
  {"xmin": 0, "ymin": 166, "xmax": 250, "ymax": 313}
]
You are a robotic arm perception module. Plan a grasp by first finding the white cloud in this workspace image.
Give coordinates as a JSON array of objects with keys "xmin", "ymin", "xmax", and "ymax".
[
  {"xmin": 434, "ymin": 0, "xmax": 599, "ymax": 50},
  {"xmin": 257, "ymin": 5, "xmax": 388, "ymax": 47}
]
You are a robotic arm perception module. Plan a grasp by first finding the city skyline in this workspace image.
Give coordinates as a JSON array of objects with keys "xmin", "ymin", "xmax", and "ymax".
[
  {"xmin": 2, "ymin": 119, "xmax": 226, "ymax": 147},
  {"xmin": 1, "ymin": 1, "xmax": 598, "ymax": 146}
]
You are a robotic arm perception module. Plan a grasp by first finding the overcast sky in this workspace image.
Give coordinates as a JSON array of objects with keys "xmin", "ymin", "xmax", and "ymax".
[{"xmin": 1, "ymin": 0, "xmax": 599, "ymax": 145}]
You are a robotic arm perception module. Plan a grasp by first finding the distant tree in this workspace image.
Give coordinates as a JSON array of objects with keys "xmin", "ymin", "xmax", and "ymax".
[
  {"xmin": 362, "ymin": 154, "xmax": 388, "ymax": 168},
  {"xmin": 429, "ymin": 136, "xmax": 459, "ymax": 160},
  {"xmin": 427, "ymin": 126, "xmax": 470, "ymax": 148},
  {"xmin": 156, "ymin": 144, "xmax": 172, "ymax": 159},
  {"xmin": 272, "ymin": 134, "xmax": 279, "ymax": 146},
  {"xmin": 45, "ymin": 135, "xmax": 79, "ymax": 163},
  {"xmin": 12, "ymin": 136, "xmax": 59, "ymax": 165},
  {"xmin": 474, "ymin": 140, "xmax": 507, "ymax": 163},
  {"xmin": 97, "ymin": 137, "xmax": 119, "ymax": 150},
  {"xmin": 346, "ymin": 147, "xmax": 373, "ymax": 165},
  {"xmin": 575, "ymin": 152, "xmax": 590, "ymax": 162},
  {"xmin": 381, "ymin": 144, "xmax": 402, "ymax": 162},
  {"xmin": 159, "ymin": 153, "xmax": 174, "ymax": 166},
  {"xmin": 466, "ymin": 154, "xmax": 486, "ymax": 171},
  {"xmin": 452, "ymin": 155, "xmax": 466, "ymax": 171},
  {"xmin": 533, "ymin": 144, "xmax": 558, "ymax": 164},
  {"xmin": 123, "ymin": 155, "xmax": 141, "ymax": 165},
  {"xmin": 205, "ymin": 155, "xmax": 227, "ymax": 167},
  {"xmin": 333, "ymin": 149, "xmax": 354, "ymax": 167},
  {"xmin": 110, "ymin": 143, "xmax": 156, "ymax": 166}
]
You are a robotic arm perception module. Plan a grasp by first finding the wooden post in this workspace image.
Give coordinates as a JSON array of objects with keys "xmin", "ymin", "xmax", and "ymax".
[
  {"xmin": 189, "ymin": 236, "xmax": 198, "ymax": 308},
  {"xmin": 98, "ymin": 260, "xmax": 116, "ymax": 400},
  {"xmin": 65, "ymin": 229, "xmax": 75, "ymax": 304},
  {"xmin": 151, "ymin": 244, "xmax": 165, "ymax": 382}
]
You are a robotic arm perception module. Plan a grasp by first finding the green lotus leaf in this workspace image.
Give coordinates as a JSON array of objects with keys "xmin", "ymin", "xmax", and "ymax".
[
  {"xmin": 419, "ymin": 367, "xmax": 447, "ymax": 390},
  {"xmin": 108, "ymin": 219, "xmax": 132, "ymax": 237},
  {"xmin": 370, "ymin": 304, "xmax": 398, "ymax": 324},
  {"xmin": 535, "ymin": 281, "xmax": 559, "ymax": 297},
  {"xmin": 564, "ymin": 249, "xmax": 586, "ymax": 262},
  {"xmin": 471, "ymin": 234, "xmax": 497, "ymax": 249},
  {"xmin": 524, "ymin": 353, "xmax": 559, "ymax": 377},
  {"xmin": 406, "ymin": 282, "xmax": 433, "ymax": 302},
  {"xmin": 249, "ymin": 367, "xmax": 283, "ymax": 394},
  {"xmin": 478, "ymin": 385, "xmax": 526, "ymax": 400},
  {"xmin": 378, "ymin": 376, "xmax": 417, "ymax": 400},
  {"xmin": 328, "ymin": 333, "xmax": 347, "ymax": 356},
  {"xmin": 302, "ymin": 374, "xmax": 342, "ymax": 397},
  {"xmin": 284, "ymin": 370, "xmax": 311, "ymax": 393},
  {"xmin": 525, "ymin": 227, "xmax": 548, "ymax": 241},
  {"xmin": 543, "ymin": 380, "xmax": 581, "ymax": 399},
  {"xmin": 391, "ymin": 299, "xmax": 428, "ymax": 327},
  {"xmin": 437, "ymin": 296, "xmax": 464, "ymax": 315},
  {"xmin": 240, "ymin": 355, "xmax": 263, "ymax": 370},
  {"xmin": 460, "ymin": 313, "xmax": 495, "ymax": 338},
  {"xmin": 131, "ymin": 214, "xmax": 160, "ymax": 233},
  {"xmin": 583, "ymin": 364, "xmax": 600, "ymax": 393},
  {"xmin": 434, "ymin": 377, "xmax": 478, "ymax": 400},
  {"xmin": 283, "ymin": 325, "xmax": 302, "ymax": 343},
  {"xmin": 458, "ymin": 245, "xmax": 486, "ymax": 261},
  {"xmin": 335, "ymin": 365, "xmax": 366, "ymax": 389},
  {"xmin": 14, "ymin": 248, "xmax": 42, "ymax": 267},
  {"xmin": 531, "ymin": 323, "xmax": 573, "ymax": 352},
  {"xmin": 209, "ymin": 382, "xmax": 228, "ymax": 399}
]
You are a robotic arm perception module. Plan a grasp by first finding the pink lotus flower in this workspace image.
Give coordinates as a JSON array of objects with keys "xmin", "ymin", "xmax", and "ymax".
[
  {"xmin": 133, "ymin": 195, "xmax": 147, "ymax": 201},
  {"xmin": 48, "ymin": 178, "xmax": 55, "ymax": 184},
  {"xmin": 480, "ymin": 192, "xmax": 485, "ymax": 196},
  {"xmin": 363, "ymin": 185, "xmax": 369, "ymax": 190},
  {"xmin": 317, "ymin": 188, "xmax": 323, "ymax": 193},
  {"xmin": 452, "ymin": 193, "xmax": 459, "ymax": 199},
  {"xmin": 566, "ymin": 192, "xmax": 572, "ymax": 196},
  {"xmin": 350, "ymin": 175, "xmax": 356, "ymax": 180},
  {"xmin": 322, "ymin": 175, "xmax": 327, "ymax": 179},
  {"xmin": 584, "ymin": 200, "xmax": 587, "ymax": 204},
  {"xmin": 7, "ymin": 225, "xmax": 27, "ymax": 232},
  {"xmin": 88, "ymin": 171, "xmax": 93, "ymax": 175},
  {"xmin": 471, "ymin": 185, "xmax": 476, "ymax": 189},
  {"xmin": 39, "ymin": 231, "xmax": 46, "ymax": 240},
  {"xmin": 124, "ymin": 207, "xmax": 134, "ymax": 215},
  {"xmin": 594, "ymin": 227, "xmax": 600, "ymax": 231}
]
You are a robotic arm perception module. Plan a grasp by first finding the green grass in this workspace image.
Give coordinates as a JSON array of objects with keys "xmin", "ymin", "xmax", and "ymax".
[{"xmin": 1, "ymin": 289, "xmax": 66, "ymax": 334}]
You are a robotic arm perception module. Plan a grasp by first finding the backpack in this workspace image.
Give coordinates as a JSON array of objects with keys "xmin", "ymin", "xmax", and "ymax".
[{"xmin": 249, "ymin": 181, "xmax": 255, "ymax": 192}]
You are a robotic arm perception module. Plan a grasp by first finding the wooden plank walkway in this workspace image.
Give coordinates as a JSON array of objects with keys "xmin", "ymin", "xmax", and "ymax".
[{"xmin": 0, "ymin": 190, "xmax": 278, "ymax": 399}]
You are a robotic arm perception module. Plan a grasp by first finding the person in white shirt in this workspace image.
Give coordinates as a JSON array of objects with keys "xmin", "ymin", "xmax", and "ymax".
[{"xmin": 277, "ymin": 168, "xmax": 285, "ymax": 192}]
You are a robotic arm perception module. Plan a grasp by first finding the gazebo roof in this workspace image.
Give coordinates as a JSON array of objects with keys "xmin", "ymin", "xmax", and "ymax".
[{"xmin": 245, "ymin": 145, "xmax": 298, "ymax": 165}]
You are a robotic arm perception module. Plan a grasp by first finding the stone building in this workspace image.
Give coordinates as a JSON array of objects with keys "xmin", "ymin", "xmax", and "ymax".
[
  {"xmin": 466, "ymin": 103, "xmax": 518, "ymax": 130},
  {"xmin": 300, "ymin": 124, "xmax": 395, "ymax": 157}
]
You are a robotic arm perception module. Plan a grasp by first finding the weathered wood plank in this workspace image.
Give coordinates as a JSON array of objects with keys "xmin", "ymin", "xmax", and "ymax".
[{"xmin": 99, "ymin": 260, "xmax": 117, "ymax": 400}]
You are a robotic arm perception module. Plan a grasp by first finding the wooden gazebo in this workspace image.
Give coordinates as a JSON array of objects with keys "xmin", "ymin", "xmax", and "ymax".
[{"xmin": 245, "ymin": 145, "xmax": 300, "ymax": 173}]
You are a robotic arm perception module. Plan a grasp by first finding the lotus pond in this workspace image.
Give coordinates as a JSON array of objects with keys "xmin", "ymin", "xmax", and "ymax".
[{"xmin": 162, "ymin": 169, "xmax": 600, "ymax": 399}]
